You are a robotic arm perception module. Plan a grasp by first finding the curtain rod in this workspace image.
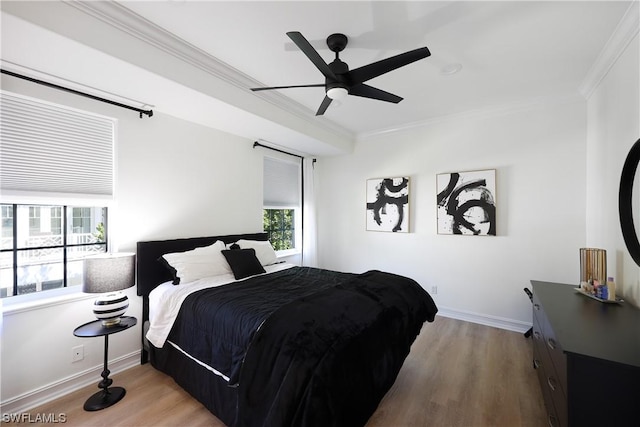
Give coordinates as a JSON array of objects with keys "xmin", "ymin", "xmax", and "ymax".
[
  {"xmin": 1, "ymin": 69, "xmax": 153, "ymax": 119},
  {"xmin": 253, "ymin": 141, "xmax": 304, "ymax": 159}
]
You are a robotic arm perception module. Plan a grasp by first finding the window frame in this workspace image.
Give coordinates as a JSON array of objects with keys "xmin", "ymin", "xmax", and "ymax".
[
  {"xmin": 0, "ymin": 202, "xmax": 109, "ymax": 299},
  {"xmin": 263, "ymin": 206, "xmax": 301, "ymax": 255}
]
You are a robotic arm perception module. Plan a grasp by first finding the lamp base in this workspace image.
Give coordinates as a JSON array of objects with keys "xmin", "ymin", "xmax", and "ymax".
[
  {"xmin": 93, "ymin": 293, "xmax": 129, "ymax": 326},
  {"xmin": 101, "ymin": 317, "xmax": 122, "ymax": 327},
  {"xmin": 83, "ymin": 386, "xmax": 126, "ymax": 411}
]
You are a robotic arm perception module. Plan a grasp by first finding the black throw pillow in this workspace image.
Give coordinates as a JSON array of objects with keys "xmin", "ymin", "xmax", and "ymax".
[
  {"xmin": 158, "ymin": 256, "xmax": 180, "ymax": 285},
  {"xmin": 222, "ymin": 248, "xmax": 266, "ymax": 280}
]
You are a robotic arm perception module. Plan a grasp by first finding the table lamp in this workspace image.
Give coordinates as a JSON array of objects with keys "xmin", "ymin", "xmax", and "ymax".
[{"xmin": 83, "ymin": 253, "xmax": 135, "ymax": 326}]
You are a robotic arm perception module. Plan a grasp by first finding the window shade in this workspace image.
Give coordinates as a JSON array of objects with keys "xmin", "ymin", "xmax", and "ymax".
[
  {"xmin": 0, "ymin": 91, "xmax": 115, "ymax": 196},
  {"xmin": 263, "ymin": 157, "xmax": 300, "ymax": 207}
]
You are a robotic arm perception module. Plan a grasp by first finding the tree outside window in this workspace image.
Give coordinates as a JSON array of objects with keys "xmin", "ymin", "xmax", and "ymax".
[{"xmin": 263, "ymin": 208, "xmax": 295, "ymax": 251}]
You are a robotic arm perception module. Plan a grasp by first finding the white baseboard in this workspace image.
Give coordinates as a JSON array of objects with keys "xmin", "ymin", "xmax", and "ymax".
[
  {"xmin": 1, "ymin": 350, "xmax": 140, "ymax": 415},
  {"xmin": 436, "ymin": 306, "xmax": 531, "ymax": 334}
]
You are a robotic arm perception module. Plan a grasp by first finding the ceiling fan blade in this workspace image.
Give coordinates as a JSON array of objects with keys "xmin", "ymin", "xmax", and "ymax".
[
  {"xmin": 251, "ymin": 84, "xmax": 325, "ymax": 92},
  {"xmin": 349, "ymin": 84, "xmax": 403, "ymax": 103},
  {"xmin": 287, "ymin": 31, "xmax": 338, "ymax": 80},
  {"xmin": 346, "ymin": 47, "xmax": 431, "ymax": 84},
  {"xmin": 315, "ymin": 96, "xmax": 332, "ymax": 116}
]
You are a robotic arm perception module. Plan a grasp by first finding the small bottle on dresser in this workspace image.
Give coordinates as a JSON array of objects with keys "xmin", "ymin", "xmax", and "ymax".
[
  {"xmin": 601, "ymin": 284, "xmax": 608, "ymax": 300},
  {"xmin": 607, "ymin": 277, "xmax": 616, "ymax": 301}
]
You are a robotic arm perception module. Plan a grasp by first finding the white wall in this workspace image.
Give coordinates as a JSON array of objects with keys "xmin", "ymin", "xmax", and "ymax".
[
  {"xmin": 316, "ymin": 100, "xmax": 587, "ymax": 328},
  {"xmin": 0, "ymin": 77, "xmax": 264, "ymax": 411},
  {"xmin": 585, "ymin": 31, "xmax": 640, "ymax": 305}
]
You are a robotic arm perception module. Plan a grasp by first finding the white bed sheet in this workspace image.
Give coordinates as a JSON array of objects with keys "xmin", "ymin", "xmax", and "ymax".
[{"xmin": 146, "ymin": 262, "xmax": 295, "ymax": 348}]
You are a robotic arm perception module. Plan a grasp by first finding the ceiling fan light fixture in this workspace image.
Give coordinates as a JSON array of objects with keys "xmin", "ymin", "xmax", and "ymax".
[{"xmin": 327, "ymin": 87, "xmax": 348, "ymax": 100}]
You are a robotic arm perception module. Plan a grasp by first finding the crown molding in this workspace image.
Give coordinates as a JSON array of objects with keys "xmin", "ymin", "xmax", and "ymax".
[
  {"xmin": 64, "ymin": 0, "xmax": 353, "ymax": 143},
  {"xmin": 357, "ymin": 93, "xmax": 585, "ymax": 141},
  {"xmin": 579, "ymin": 1, "xmax": 639, "ymax": 100}
]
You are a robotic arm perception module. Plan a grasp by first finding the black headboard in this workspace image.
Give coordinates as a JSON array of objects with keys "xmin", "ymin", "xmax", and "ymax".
[
  {"xmin": 136, "ymin": 232, "xmax": 268, "ymax": 298},
  {"xmin": 136, "ymin": 232, "xmax": 268, "ymax": 364}
]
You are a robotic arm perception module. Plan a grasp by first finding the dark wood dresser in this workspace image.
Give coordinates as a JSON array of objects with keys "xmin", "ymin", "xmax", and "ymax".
[{"xmin": 531, "ymin": 280, "xmax": 640, "ymax": 427}]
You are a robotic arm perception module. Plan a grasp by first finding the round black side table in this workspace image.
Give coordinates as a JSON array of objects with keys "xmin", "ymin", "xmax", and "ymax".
[{"xmin": 73, "ymin": 316, "xmax": 137, "ymax": 411}]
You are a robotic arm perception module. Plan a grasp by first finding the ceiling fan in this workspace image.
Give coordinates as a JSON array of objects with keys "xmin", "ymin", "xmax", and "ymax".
[{"xmin": 250, "ymin": 32, "xmax": 431, "ymax": 116}]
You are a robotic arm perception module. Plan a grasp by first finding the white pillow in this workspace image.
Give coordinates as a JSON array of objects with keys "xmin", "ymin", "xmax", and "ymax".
[
  {"xmin": 162, "ymin": 240, "xmax": 230, "ymax": 284},
  {"xmin": 235, "ymin": 239, "xmax": 278, "ymax": 266}
]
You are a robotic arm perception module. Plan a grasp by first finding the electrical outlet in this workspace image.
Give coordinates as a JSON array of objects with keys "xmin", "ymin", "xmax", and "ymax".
[
  {"xmin": 431, "ymin": 285, "xmax": 438, "ymax": 295},
  {"xmin": 72, "ymin": 345, "xmax": 84, "ymax": 362}
]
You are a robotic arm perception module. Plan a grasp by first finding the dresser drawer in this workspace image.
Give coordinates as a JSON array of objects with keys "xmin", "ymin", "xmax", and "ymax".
[
  {"xmin": 532, "ymin": 292, "xmax": 568, "ymax": 396},
  {"xmin": 534, "ymin": 359, "xmax": 560, "ymax": 427},
  {"xmin": 532, "ymin": 291, "xmax": 544, "ymax": 325},
  {"xmin": 532, "ymin": 290, "xmax": 568, "ymax": 427},
  {"xmin": 534, "ymin": 334, "xmax": 567, "ymax": 425},
  {"xmin": 533, "ymin": 335, "xmax": 565, "ymax": 427},
  {"xmin": 542, "ymin": 319, "xmax": 567, "ymax": 397}
]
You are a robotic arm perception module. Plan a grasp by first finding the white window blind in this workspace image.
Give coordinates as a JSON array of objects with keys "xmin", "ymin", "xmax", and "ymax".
[
  {"xmin": 0, "ymin": 91, "xmax": 115, "ymax": 196},
  {"xmin": 263, "ymin": 157, "xmax": 301, "ymax": 207}
]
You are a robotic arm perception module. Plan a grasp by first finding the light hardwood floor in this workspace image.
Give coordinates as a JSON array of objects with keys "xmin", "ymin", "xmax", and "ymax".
[{"xmin": 4, "ymin": 317, "xmax": 547, "ymax": 427}]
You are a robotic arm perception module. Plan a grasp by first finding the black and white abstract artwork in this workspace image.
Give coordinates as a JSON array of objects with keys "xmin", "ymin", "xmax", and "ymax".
[
  {"xmin": 366, "ymin": 177, "xmax": 409, "ymax": 232},
  {"xmin": 436, "ymin": 169, "xmax": 496, "ymax": 235}
]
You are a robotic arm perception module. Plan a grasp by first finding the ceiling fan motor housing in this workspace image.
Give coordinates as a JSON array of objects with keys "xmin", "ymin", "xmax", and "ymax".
[
  {"xmin": 327, "ymin": 59, "xmax": 350, "ymax": 93},
  {"xmin": 326, "ymin": 34, "xmax": 350, "ymax": 94},
  {"xmin": 326, "ymin": 33, "xmax": 348, "ymax": 53}
]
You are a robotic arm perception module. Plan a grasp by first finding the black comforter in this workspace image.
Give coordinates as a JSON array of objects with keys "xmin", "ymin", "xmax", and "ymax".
[{"xmin": 167, "ymin": 266, "xmax": 437, "ymax": 427}]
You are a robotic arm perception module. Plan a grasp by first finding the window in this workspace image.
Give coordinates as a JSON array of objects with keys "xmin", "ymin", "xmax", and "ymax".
[
  {"xmin": 51, "ymin": 207, "xmax": 62, "ymax": 235},
  {"xmin": 0, "ymin": 204, "xmax": 107, "ymax": 298},
  {"xmin": 29, "ymin": 206, "xmax": 41, "ymax": 234},
  {"xmin": 263, "ymin": 157, "xmax": 301, "ymax": 253},
  {"xmin": 0, "ymin": 91, "xmax": 115, "ymax": 299},
  {"xmin": 1, "ymin": 205, "xmax": 13, "ymax": 230},
  {"xmin": 72, "ymin": 207, "xmax": 92, "ymax": 234},
  {"xmin": 263, "ymin": 208, "xmax": 295, "ymax": 251}
]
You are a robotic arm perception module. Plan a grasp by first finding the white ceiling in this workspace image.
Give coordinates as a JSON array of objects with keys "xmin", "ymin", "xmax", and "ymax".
[{"xmin": 0, "ymin": 1, "xmax": 634, "ymax": 155}]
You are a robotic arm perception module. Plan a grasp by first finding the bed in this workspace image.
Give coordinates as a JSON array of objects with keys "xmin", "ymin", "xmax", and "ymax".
[{"xmin": 136, "ymin": 232, "xmax": 438, "ymax": 427}]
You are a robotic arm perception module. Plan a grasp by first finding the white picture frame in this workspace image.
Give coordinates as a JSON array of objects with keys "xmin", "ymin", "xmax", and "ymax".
[
  {"xmin": 436, "ymin": 169, "xmax": 496, "ymax": 235},
  {"xmin": 366, "ymin": 177, "xmax": 410, "ymax": 233}
]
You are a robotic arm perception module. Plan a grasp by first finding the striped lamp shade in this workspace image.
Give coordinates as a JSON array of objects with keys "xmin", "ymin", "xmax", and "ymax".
[{"xmin": 83, "ymin": 253, "xmax": 135, "ymax": 326}]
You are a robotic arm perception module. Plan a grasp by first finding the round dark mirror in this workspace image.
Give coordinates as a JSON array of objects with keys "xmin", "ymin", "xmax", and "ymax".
[{"xmin": 619, "ymin": 137, "xmax": 640, "ymax": 267}]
